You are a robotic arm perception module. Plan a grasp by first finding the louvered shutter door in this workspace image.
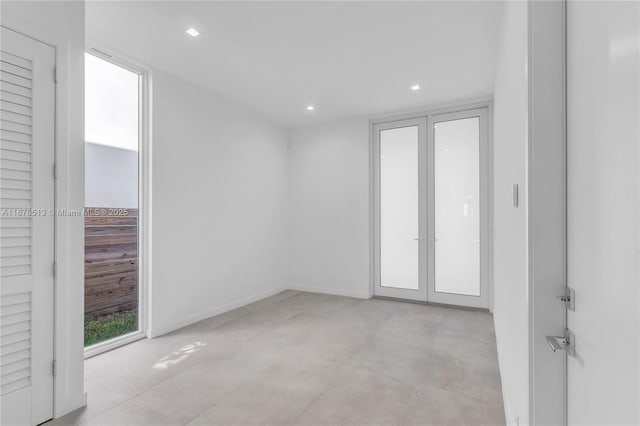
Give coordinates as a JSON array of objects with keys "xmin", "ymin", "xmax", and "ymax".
[{"xmin": 0, "ymin": 27, "xmax": 55, "ymax": 426}]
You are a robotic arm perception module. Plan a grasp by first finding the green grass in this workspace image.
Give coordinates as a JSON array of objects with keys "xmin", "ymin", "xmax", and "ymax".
[{"xmin": 84, "ymin": 310, "xmax": 137, "ymax": 347}]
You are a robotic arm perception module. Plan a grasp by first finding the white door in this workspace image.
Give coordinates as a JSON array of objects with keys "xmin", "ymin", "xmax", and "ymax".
[
  {"xmin": 0, "ymin": 26, "xmax": 55, "ymax": 426},
  {"xmin": 373, "ymin": 118, "xmax": 428, "ymax": 301},
  {"xmin": 566, "ymin": 1, "xmax": 640, "ymax": 424},
  {"xmin": 427, "ymin": 109, "xmax": 489, "ymax": 308},
  {"xmin": 373, "ymin": 110, "xmax": 489, "ymax": 308}
]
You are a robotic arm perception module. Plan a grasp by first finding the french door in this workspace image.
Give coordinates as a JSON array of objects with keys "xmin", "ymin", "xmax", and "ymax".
[
  {"xmin": 373, "ymin": 108, "xmax": 489, "ymax": 308},
  {"xmin": 373, "ymin": 118, "xmax": 428, "ymax": 301}
]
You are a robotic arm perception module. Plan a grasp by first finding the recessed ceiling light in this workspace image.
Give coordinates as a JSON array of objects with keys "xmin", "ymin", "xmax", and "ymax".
[
  {"xmin": 306, "ymin": 105, "xmax": 315, "ymax": 111},
  {"xmin": 186, "ymin": 28, "xmax": 200, "ymax": 37},
  {"xmin": 411, "ymin": 84, "xmax": 421, "ymax": 91}
]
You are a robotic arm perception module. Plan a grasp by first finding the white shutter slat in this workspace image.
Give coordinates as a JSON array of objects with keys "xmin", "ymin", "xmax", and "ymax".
[
  {"xmin": 0, "ymin": 199, "xmax": 30, "ymax": 209},
  {"xmin": 0, "ymin": 218, "xmax": 30, "ymax": 228},
  {"xmin": 0, "ymin": 247, "xmax": 31, "ymax": 258},
  {"xmin": 0, "ymin": 293, "xmax": 29, "ymax": 307},
  {"xmin": 0, "ymin": 71, "xmax": 30, "ymax": 90},
  {"xmin": 0, "ymin": 178, "xmax": 30, "ymax": 190},
  {"xmin": 0, "ymin": 110, "xmax": 30, "ymax": 126},
  {"xmin": 0, "ymin": 319, "xmax": 30, "ymax": 335},
  {"xmin": 0, "ymin": 100, "xmax": 30, "ymax": 116},
  {"xmin": 0, "ymin": 330, "xmax": 29, "ymax": 349},
  {"xmin": 1, "ymin": 359, "xmax": 30, "ymax": 377},
  {"xmin": 1, "ymin": 377, "xmax": 30, "ymax": 396},
  {"xmin": 0, "ymin": 347, "xmax": 29, "ymax": 373},
  {"xmin": 0, "ymin": 293, "xmax": 31, "ymax": 394},
  {"xmin": 0, "ymin": 188, "xmax": 32, "ymax": 200},
  {"xmin": 0, "ymin": 52, "xmax": 32, "ymax": 70},
  {"xmin": 0, "ymin": 228, "xmax": 31, "ymax": 238},
  {"xmin": 0, "ymin": 91, "xmax": 30, "ymax": 108},
  {"xmin": 0, "ymin": 61, "xmax": 31, "ymax": 80},
  {"xmin": 0, "ymin": 367, "xmax": 31, "ymax": 395},
  {"xmin": 0, "ymin": 169, "xmax": 31, "ymax": 182},
  {"xmin": 0, "ymin": 159, "xmax": 31, "ymax": 172},
  {"xmin": 0, "ymin": 141, "xmax": 31, "ymax": 154},
  {"xmin": 0, "ymin": 82, "xmax": 30, "ymax": 99},
  {"xmin": 0, "ymin": 266, "xmax": 31, "ymax": 277},
  {"xmin": 0, "ymin": 129, "xmax": 30, "ymax": 144},
  {"xmin": 0, "ymin": 302, "xmax": 30, "ymax": 317},
  {"xmin": 0, "ymin": 257, "xmax": 31, "ymax": 270},
  {"xmin": 0, "ymin": 237, "xmax": 31, "ymax": 249},
  {"xmin": 0, "ymin": 339, "xmax": 30, "ymax": 358},
  {"xmin": 0, "ymin": 120, "xmax": 31, "ymax": 135},
  {"xmin": 0, "ymin": 311, "xmax": 30, "ymax": 327},
  {"xmin": 0, "ymin": 149, "xmax": 30, "ymax": 163}
]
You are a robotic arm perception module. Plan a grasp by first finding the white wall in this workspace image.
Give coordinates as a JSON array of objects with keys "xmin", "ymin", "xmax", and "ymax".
[
  {"xmin": 567, "ymin": 1, "xmax": 640, "ymax": 424},
  {"xmin": 491, "ymin": 1, "xmax": 529, "ymax": 425},
  {"xmin": 85, "ymin": 143, "xmax": 138, "ymax": 208},
  {"xmin": 149, "ymin": 68, "xmax": 289, "ymax": 337},
  {"xmin": 0, "ymin": 0, "xmax": 87, "ymax": 419},
  {"xmin": 288, "ymin": 118, "xmax": 371, "ymax": 299}
]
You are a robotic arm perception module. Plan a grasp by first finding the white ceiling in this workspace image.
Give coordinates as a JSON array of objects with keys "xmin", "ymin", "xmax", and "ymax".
[{"xmin": 87, "ymin": 1, "xmax": 503, "ymax": 128}]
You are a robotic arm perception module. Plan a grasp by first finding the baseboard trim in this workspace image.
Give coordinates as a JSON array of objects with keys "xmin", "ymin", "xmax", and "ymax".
[
  {"xmin": 493, "ymin": 309, "xmax": 515, "ymax": 426},
  {"xmin": 373, "ymin": 295, "xmax": 490, "ymax": 312},
  {"xmin": 148, "ymin": 285, "xmax": 373, "ymax": 338},
  {"xmin": 288, "ymin": 284, "xmax": 371, "ymax": 300},
  {"xmin": 147, "ymin": 286, "xmax": 289, "ymax": 338}
]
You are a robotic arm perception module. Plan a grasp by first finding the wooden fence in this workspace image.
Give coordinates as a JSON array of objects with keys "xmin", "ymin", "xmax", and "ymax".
[{"xmin": 85, "ymin": 208, "xmax": 138, "ymax": 319}]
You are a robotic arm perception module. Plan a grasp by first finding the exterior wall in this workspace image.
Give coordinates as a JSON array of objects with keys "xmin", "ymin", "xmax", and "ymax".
[{"xmin": 85, "ymin": 142, "xmax": 138, "ymax": 209}]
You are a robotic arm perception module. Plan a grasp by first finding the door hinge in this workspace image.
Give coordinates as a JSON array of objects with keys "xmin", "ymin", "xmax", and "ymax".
[
  {"xmin": 557, "ymin": 286, "xmax": 575, "ymax": 311},
  {"xmin": 52, "ymin": 261, "xmax": 56, "ymax": 277},
  {"xmin": 53, "ymin": 163, "xmax": 57, "ymax": 180},
  {"xmin": 53, "ymin": 66, "xmax": 58, "ymax": 84},
  {"xmin": 52, "ymin": 360, "xmax": 57, "ymax": 376}
]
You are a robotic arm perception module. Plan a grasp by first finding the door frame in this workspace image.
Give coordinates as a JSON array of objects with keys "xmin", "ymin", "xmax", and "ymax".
[
  {"xmin": 372, "ymin": 117, "xmax": 428, "ymax": 301},
  {"xmin": 0, "ymin": 20, "xmax": 81, "ymax": 422},
  {"xmin": 0, "ymin": 25, "xmax": 56, "ymax": 426},
  {"xmin": 369, "ymin": 100, "xmax": 494, "ymax": 309},
  {"xmin": 83, "ymin": 44, "xmax": 152, "ymax": 359},
  {"xmin": 527, "ymin": 0, "xmax": 567, "ymax": 425},
  {"xmin": 426, "ymin": 108, "xmax": 490, "ymax": 309}
]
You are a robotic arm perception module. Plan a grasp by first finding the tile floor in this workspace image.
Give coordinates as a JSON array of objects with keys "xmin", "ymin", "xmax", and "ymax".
[{"xmin": 50, "ymin": 291, "xmax": 505, "ymax": 426}]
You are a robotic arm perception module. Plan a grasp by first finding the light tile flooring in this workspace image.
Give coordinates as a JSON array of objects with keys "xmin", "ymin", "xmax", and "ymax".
[{"xmin": 51, "ymin": 291, "xmax": 505, "ymax": 426}]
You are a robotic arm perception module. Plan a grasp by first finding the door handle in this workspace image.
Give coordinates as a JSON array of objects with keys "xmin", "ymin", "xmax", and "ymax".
[
  {"xmin": 546, "ymin": 336, "xmax": 567, "ymax": 352},
  {"xmin": 546, "ymin": 329, "xmax": 575, "ymax": 357}
]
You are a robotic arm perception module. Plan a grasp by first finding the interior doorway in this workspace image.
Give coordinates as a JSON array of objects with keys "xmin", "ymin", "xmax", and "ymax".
[
  {"xmin": 372, "ymin": 106, "xmax": 490, "ymax": 309},
  {"xmin": 84, "ymin": 51, "xmax": 147, "ymax": 356}
]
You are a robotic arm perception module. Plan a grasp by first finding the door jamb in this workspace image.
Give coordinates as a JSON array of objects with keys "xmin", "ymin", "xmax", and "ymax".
[{"xmin": 527, "ymin": 0, "xmax": 567, "ymax": 424}]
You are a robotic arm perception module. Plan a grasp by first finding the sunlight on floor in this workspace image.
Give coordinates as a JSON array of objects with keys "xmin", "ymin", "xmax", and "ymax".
[{"xmin": 153, "ymin": 341, "xmax": 207, "ymax": 370}]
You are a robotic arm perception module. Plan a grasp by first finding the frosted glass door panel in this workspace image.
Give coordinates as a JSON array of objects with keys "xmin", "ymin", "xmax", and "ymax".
[
  {"xmin": 380, "ymin": 126, "xmax": 419, "ymax": 290},
  {"xmin": 434, "ymin": 117, "xmax": 480, "ymax": 296}
]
